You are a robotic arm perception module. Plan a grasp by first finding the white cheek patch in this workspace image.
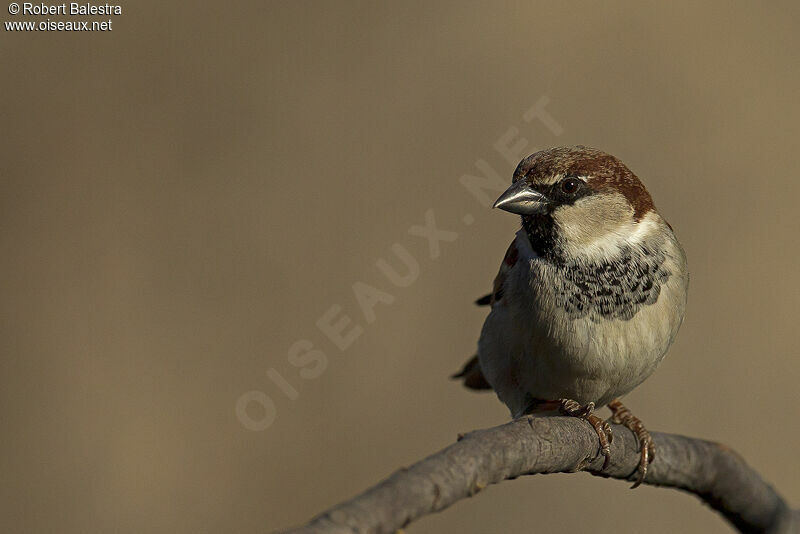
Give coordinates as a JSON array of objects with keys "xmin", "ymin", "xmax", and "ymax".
[
  {"xmin": 553, "ymin": 193, "xmax": 657, "ymax": 261},
  {"xmin": 627, "ymin": 211, "xmax": 661, "ymax": 242}
]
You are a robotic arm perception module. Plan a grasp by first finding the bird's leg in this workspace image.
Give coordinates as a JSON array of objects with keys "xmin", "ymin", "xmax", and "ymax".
[
  {"xmin": 556, "ymin": 399, "xmax": 613, "ymax": 470},
  {"xmin": 607, "ymin": 399, "xmax": 655, "ymax": 489}
]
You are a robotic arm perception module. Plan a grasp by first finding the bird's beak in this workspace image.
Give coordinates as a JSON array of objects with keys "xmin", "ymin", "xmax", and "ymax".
[{"xmin": 493, "ymin": 180, "xmax": 549, "ymax": 215}]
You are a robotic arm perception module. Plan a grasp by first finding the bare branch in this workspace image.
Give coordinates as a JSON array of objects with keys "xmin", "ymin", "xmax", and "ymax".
[{"xmin": 279, "ymin": 417, "xmax": 798, "ymax": 534}]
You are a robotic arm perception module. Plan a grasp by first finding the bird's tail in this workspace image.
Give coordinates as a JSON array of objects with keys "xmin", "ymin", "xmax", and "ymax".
[{"xmin": 451, "ymin": 355, "xmax": 492, "ymax": 391}]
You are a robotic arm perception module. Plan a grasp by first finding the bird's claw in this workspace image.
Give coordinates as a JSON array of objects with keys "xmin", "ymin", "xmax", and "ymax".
[
  {"xmin": 558, "ymin": 399, "xmax": 613, "ymax": 471},
  {"xmin": 628, "ymin": 430, "xmax": 656, "ymax": 488},
  {"xmin": 607, "ymin": 399, "xmax": 655, "ymax": 488}
]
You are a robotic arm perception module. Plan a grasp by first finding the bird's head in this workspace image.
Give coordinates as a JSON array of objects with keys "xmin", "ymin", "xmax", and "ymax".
[{"xmin": 494, "ymin": 146, "xmax": 658, "ymax": 261}]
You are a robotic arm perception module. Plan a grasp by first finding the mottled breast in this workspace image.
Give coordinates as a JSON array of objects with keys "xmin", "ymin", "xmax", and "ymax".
[{"xmin": 551, "ymin": 242, "xmax": 672, "ymax": 321}]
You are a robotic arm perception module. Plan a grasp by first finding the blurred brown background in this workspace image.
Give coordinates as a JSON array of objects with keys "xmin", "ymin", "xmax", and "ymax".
[{"xmin": 2, "ymin": 2, "xmax": 799, "ymax": 533}]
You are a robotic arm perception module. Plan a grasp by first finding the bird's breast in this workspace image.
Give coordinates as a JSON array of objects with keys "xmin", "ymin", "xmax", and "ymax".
[{"xmin": 501, "ymin": 230, "xmax": 687, "ymax": 407}]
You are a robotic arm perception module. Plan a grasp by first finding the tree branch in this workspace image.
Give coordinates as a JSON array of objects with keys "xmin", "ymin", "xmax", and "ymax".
[{"xmin": 279, "ymin": 417, "xmax": 799, "ymax": 534}]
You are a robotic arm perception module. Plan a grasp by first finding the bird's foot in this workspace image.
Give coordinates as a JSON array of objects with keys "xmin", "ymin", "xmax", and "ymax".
[
  {"xmin": 607, "ymin": 399, "xmax": 655, "ymax": 489},
  {"xmin": 557, "ymin": 399, "xmax": 613, "ymax": 470}
]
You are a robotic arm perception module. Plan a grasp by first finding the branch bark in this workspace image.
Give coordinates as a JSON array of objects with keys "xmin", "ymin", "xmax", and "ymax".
[{"xmin": 280, "ymin": 417, "xmax": 798, "ymax": 534}]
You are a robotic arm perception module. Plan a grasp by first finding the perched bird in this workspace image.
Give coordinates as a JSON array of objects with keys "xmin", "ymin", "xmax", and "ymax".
[{"xmin": 454, "ymin": 146, "xmax": 688, "ymax": 486}]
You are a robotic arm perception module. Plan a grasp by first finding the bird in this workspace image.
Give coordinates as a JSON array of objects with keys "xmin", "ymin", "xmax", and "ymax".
[{"xmin": 453, "ymin": 146, "xmax": 688, "ymax": 487}]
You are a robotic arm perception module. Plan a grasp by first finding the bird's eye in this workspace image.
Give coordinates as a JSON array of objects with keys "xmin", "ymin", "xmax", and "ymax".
[{"xmin": 560, "ymin": 177, "xmax": 583, "ymax": 194}]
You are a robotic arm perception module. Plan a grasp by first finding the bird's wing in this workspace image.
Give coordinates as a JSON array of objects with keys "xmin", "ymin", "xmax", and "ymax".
[
  {"xmin": 454, "ymin": 239, "xmax": 520, "ymax": 391},
  {"xmin": 488, "ymin": 238, "xmax": 519, "ymax": 306},
  {"xmin": 473, "ymin": 238, "xmax": 519, "ymax": 306},
  {"xmin": 450, "ymin": 355, "xmax": 492, "ymax": 390},
  {"xmin": 474, "ymin": 294, "xmax": 492, "ymax": 306}
]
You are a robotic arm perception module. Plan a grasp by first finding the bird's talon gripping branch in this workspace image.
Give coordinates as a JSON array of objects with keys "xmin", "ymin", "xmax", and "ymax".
[
  {"xmin": 558, "ymin": 399, "xmax": 613, "ymax": 470},
  {"xmin": 608, "ymin": 399, "xmax": 654, "ymax": 488}
]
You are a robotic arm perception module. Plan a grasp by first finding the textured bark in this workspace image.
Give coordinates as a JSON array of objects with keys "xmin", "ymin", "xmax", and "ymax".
[{"xmin": 280, "ymin": 417, "xmax": 798, "ymax": 534}]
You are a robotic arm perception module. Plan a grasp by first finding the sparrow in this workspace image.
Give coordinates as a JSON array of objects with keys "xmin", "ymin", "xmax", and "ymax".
[{"xmin": 454, "ymin": 146, "xmax": 688, "ymax": 487}]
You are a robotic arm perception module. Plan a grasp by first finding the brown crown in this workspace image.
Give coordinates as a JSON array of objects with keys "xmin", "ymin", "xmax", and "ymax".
[{"xmin": 513, "ymin": 146, "xmax": 655, "ymax": 220}]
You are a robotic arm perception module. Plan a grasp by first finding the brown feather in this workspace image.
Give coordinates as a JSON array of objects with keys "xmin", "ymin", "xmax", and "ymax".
[
  {"xmin": 451, "ymin": 355, "xmax": 493, "ymax": 391},
  {"xmin": 490, "ymin": 239, "xmax": 518, "ymax": 305},
  {"xmin": 513, "ymin": 146, "xmax": 655, "ymax": 220}
]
